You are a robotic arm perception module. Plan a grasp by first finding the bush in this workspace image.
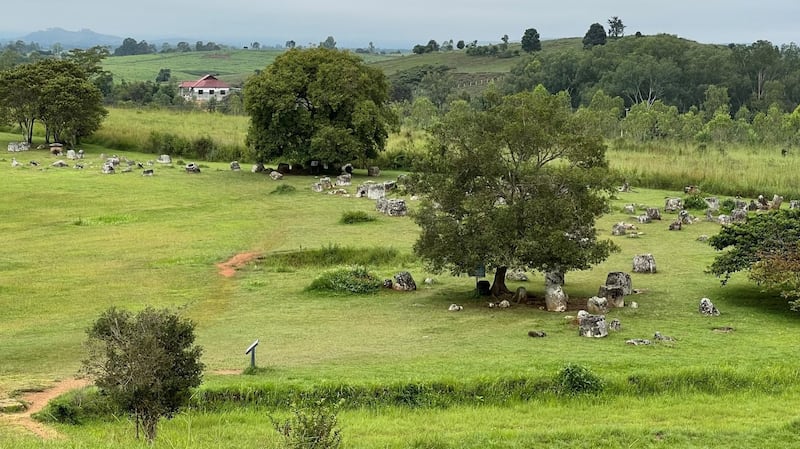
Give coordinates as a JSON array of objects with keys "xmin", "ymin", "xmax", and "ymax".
[
  {"xmin": 339, "ymin": 211, "xmax": 376, "ymax": 224},
  {"xmin": 720, "ymin": 197, "xmax": 737, "ymax": 213},
  {"xmin": 273, "ymin": 399, "xmax": 342, "ymax": 449},
  {"xmin": 34, "ymin": 387, "xmax": 117, "ymax": 424},
  {"xmin": 271, "ymin": 184, "xmax": 297, "ymax": 195},
  {"xmin": 683, "ymin": 193, "xmax": 708, "ymax": 210},
  {"xmin": 307, "ymin": 266, "xmax": 383, "ymax": 294},
  {"xmin": 553, "ymin": 363, "xmax": 604, "ymax": 396}
]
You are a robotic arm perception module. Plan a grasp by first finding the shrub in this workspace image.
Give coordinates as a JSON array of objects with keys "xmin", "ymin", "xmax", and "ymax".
[
  {"xmin": 271, "ymin": 184, "xmax": 297, "ymax": 195},
  {"xmin": 307, "ymin": 265, "xmax": 383, "ymax": 294},
  {"xmin": 720, "ymin": 197, "xmax": 737, "ymax": 213},
  {"xmin": 273, "ymin": 399, "xmax": 342, "ymax": 449},
  {"xmin": 683, "ymin": 193, "xmax": 708, "ymax": 210},
  {"xmin": 553, "ymin": 363, "xmax": 604, "ymax": 396},
  {"xmin": 34, "ymin": 387, "xmax": 117, "ymax": 424},
  {"xmin": 339, "ymin": 211, "xmax": 376, "ymax": 224}
]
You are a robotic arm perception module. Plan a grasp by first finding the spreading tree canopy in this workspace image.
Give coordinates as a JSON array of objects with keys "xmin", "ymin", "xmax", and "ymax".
[
  {"xmin": 0, "ymin": 59, "xmax": 107, "ymax": 145},
  {"xmin": 410, "ymin": 86, "xmax": 618, "ymax": 295},
  {"xmin": 708, "ymin": 209, "xmax": 800, "ymax": 309},
  {"xmin": 244, "ymin": 47, "xmax": 397, "ymax": 165},
  {"xmin": 83, "ymin": 307, "xmax": 204, "ymax": 443}
]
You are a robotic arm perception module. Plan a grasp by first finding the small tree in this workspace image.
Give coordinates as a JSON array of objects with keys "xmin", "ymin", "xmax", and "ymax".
[
  {"xmin": 583, "ymin": 23, "xmax": 607, "ymax": 49},
  {"xmin": 607, "ymin": 16, "xmax": 625, "ymax": 38},
  {"xmin": 521, "ymin": 28, "xmax": 541, "ymax": 53},
  {"xmin": 456, "ymin": 40, "xmax": 465, "ymax": 50},
  {"xmin": 83, "ymin": 307, "xmax": 204, "ymax": 443}
]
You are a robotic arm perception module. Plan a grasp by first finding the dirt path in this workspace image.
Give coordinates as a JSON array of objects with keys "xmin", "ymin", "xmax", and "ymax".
[
  {"xmin": 216, "ymin": 252, "xmax": 261, "ymax": 277},
  {"xmin": 1, "ymin": 378, "xmax": 91, "ymax": 439}
]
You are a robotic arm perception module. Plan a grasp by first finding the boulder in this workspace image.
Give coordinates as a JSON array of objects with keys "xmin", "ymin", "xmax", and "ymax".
[
  {"xmin": 633, "ymin": 254, "xmax": 657, "ymax": 273},
  {"xmin": 102, "ymin": 163, "xmax": 115, "ymax": 174},
  {"xmin": 770, "ymin": 195, "xmax": 784, "ymax": 210},
  {"xmin": 654, "ymin": 331, "xmax": 675, "ymax": 342},
  {"xmin": 506, "ymin": 268, "xmax": 528, "ymax": 282},
  {"xmin": 626, "ymin": 339, "xmax": 652, "ymax": 346},
  {"xmin": 578, "ymin": 314, "xmax": 608, "ymax": 338},
  {"xmin": 623, "ymin": 204, "xmax": 636, "ymax": 214},
  {"xmin": 157, "ymin": 154, "xmax": 172, "ymax": 164},
  {"xmin": 448, "ymin": 304, "xmax": 463, "ymax": 311},
  {"xmin": 791, "ymin": 200, "xmax": 800, "ymax": 210},
  {"xmin": 269, "ymin": 171, "xmax": 283, "ymax": 180},
  {"xmin": 51, "ymin": 160, "xmax": 68, "ymax": 167},
  {"xmin": 528, "ymin": 330, "xmax": 547, "ymax": 338},
  {"xmin": 367, "ymin": 166, "xmax": 381, "ymax": 177},
  {"xmin": 341, "ymin": 163, "xmax": 354, "ymax": 174},
  {"xmin": 637, "ymin": 214, "xmax": 652, "ymax": 224},
  {"xmin": 512, "ymin": 286, "xmax": 528, "ymax": 304},
  {"xmin": 605, "ymin": 272, "xmax": 633, "ymax": 295},
  {"xmin": 498, "ymin": 300, "xmax": 511, "ymax": 308},
  {"xmin": 66, "ymin": 149, "xmax": 77, "ymax": 159},
  {"xmin": 545, "ymin": 285, "xmax": 568, "ymax": 312},
  {"xmin": 356, "ymin": 181, "xmax": 386, "ymax": 200},
  {"xmin": 376, "ymin": 198, "xmax": 408, "ymax": 216},
  {"xmin": 612, "ymin": 222, "xmax": 634, "ymax": 236},
  {"xmin": 230, "ymin": 161, "xmax": 241, "ymax": 171},
  {"xmin": 312, "ymin": 182, "xmax": 324, "ymax": 192},
  {"xmin": 336, "ymin": 173, "xmax": 352, "ymax": 186},
  {"xmin": 699, "ymin": 297, "xmax": 720, "ymax": 316},
  {"xmin": 586, "ymin": 296, "xmax": 608, "ymax": 315},
  {"xmin": 392, "ymin": 271, "xmax": 417, "ymax": 291},
  {"xmin": 252, "ymin": 163, "xmax": 265, "ymax": 173},
  {"xmin": 705, "ymin": 197, "xmax": 720, "ymax": 211},
  {"xmin": 664, "ymin": 197, "xmax": 683, "ymax": 212},
  {"xmin": 598, "ymin": 284, "xmax": 625, "ymax": 308},
  {"xmin": 185, "ymin": 163, "xmax": 201, "ymax": 173},
  {"xmin": 731, "ymin": 208, "xmax": 747, "ymax": 223},
  {"xmin": 646, "ymin": 207, "xmax": 662, "ymax": 220},
  {"xmin": 609, "ymin": 318, "xmax": 621, "ymax": 331},
  {"xmin": 7, "ymin": 142, "xmax": 30, "ymax": 152},
  {"xmin": 277, "ymin": 163, "xmax": 290, "ymax": 174}
]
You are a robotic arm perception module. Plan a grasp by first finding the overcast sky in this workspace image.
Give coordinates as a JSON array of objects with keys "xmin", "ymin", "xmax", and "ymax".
[{"xmin": 2, "ymin": 0, "xmax": 799, "ymax": 48}]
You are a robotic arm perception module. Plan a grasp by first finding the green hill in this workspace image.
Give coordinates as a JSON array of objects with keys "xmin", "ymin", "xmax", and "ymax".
[{"xmin": 100, "ymin": 38, "xmax": 583, "ymax": 86}]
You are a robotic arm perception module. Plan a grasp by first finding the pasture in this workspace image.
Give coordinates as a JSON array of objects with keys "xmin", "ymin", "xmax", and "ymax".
[{"xmin": 1, "ymin": 116, "xmax": 800, "ymax": 448}]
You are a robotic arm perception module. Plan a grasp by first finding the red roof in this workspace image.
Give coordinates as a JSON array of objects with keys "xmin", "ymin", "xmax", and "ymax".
[{"xmin": 178, "ymin": 74, "xmax": 230, "ymax": 89}]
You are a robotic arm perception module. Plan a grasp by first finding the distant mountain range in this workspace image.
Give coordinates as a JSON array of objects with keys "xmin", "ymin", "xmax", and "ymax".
[
  {"xmin": 2, "ymin": 28, "xmax": 234, "ymax": 50},
  {"xmin": 7, "ymin": 28, "xmax": 123, "ymax": 49}
]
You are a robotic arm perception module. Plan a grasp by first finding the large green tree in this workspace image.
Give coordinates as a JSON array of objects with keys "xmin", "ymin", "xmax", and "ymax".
[
  {"xmin": 411, "ymin": 86, "xmax": 617, "ymax": 298},
  {"xmin": 583, "ymin": 23, "xmax": 607, "ymax": 49},
  {"xmin": 245, "ymin": 48, "xmax": 397, "ymax": 165},
  {"xmin": 521, "ymin": 28, "xmax": 542, "ymax": 53},
  {"xmin": 0, "ymin": 59, "xmax": 106, "ymax": 145},
  {"xmin": 83, "ymin": 307, "xmax": 204, "ymax": 444}
]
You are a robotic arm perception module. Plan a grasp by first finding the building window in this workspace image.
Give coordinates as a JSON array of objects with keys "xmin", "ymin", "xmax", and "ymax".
[
  {"xmin": 198, "ymin": 89, "xmax": 204, "ymax": 95},
  {"xmin": 210, "ymin": 89, "xmax": 215, "ymax": 95},
  {"xmin": 220, "ymin": 90, "xmax": 227, "ymax": 95}
]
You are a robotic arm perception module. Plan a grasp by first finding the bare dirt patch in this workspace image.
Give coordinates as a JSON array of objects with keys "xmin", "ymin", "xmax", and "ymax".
[
  {"xmin": 211, "ymin": 369, "xmax": 242, "ymax": 376},
  {"xmin": 217, "ymin": 252, "xmax": 262, "ymax": 277},
  {"xmin": 1, "ymin": 378, "xmax": 91, "ymax": 439}
]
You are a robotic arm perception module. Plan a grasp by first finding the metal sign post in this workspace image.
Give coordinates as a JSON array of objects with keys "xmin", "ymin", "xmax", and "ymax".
[{"xmin": 245, "ymin": 339, "xmax": 259, "ymax": 369}]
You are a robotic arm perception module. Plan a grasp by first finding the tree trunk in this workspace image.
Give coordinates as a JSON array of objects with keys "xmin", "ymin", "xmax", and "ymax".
[{"xmin": 490, "ymin": 266, "xmax": 512, "ymax": 297}]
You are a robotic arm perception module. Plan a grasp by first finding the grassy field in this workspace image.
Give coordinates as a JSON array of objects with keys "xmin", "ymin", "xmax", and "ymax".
[
  {"xmin": 101, "ymin": 49, "xmax": 401, "ymax": 86},
  {"xmin": 98, "ymin": 38, "xmax": 583, "ymax": 86},
  {"xmin": 2, "ymin": 113, "xmax": 800, "ymax": 447}
]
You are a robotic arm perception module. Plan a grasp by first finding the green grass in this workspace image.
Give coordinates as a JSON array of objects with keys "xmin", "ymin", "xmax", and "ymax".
[
  {"xmin": 101, "ymin": 49, "xmax": 285, "ymax": 86},
  {"xmin": 3, "ymin": 117, "xmax": 800, "ymax": 447}
]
